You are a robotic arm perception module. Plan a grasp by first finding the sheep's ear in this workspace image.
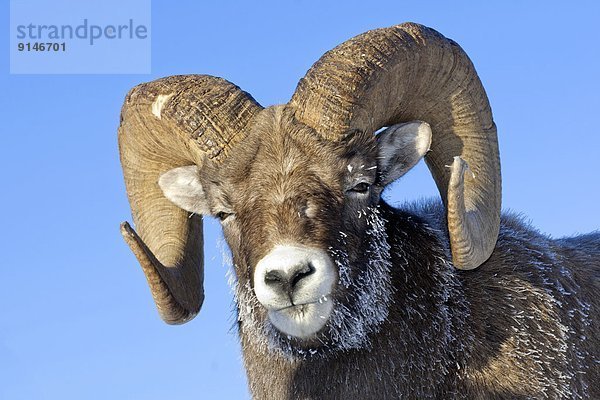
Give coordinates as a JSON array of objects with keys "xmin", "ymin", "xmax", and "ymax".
[
  {"xmin": 158, "ymin": 166, "xmax": 211, "ymax": 215},
  {"xmin": 376, "ymin": 121, "xmax": 432, "ymax": 186}
]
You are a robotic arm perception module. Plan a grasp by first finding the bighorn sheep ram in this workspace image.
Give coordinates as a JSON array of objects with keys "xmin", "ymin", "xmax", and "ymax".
[{"xmin": 118, "ymin": 23, "xmax": 598, "ymax": 399}]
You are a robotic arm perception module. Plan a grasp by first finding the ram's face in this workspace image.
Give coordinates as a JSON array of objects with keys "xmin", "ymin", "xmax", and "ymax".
[
  {"xmin": 216, "ymin": 109, "xmax": 381, "ymax": 344},
  {"xmin": 159, "ymin": 106, "xmax": 431, "ymax": 352}
]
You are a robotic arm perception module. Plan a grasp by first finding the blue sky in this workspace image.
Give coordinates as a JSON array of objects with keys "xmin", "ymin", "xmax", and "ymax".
[{"xmin": 1, "ymin": 1, "xmax": 599, "ymax": 399}]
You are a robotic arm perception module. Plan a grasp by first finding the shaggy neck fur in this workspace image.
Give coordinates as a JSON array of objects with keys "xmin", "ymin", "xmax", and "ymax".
[{"xmin": 231, "ymin": 202, "xmax": 470, "ymax": 399}]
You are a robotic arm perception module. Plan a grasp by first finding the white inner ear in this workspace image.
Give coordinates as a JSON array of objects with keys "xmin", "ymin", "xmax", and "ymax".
[
  {"xmin": 377, "ymin": 121, "xmax": 432, "ymax": 184},
  {"xmin": 158, "ymin": 166, "xmax": 210, "ymax": 215}
]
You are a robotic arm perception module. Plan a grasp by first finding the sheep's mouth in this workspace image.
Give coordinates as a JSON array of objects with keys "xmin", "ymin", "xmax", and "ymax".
[
  {"xmin": 273, "ymin": 303, "xmax": 314, "ymax": 313},
  {"xmin": 267, "ymin": 296, "xmax": 334, "ymax": 339},
  {"xmin": 273, "ymin": 294, "xmax": 332, "ymax": 312}
]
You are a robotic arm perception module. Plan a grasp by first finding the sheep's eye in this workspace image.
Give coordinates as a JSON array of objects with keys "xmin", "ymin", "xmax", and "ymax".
[
  {"xmin": 350, "ymin": 182, "xmax": 370, "ymax": 194},
  {"xmin": 216, "ymin": 211, "xmax": 233, "ymax": 221}
]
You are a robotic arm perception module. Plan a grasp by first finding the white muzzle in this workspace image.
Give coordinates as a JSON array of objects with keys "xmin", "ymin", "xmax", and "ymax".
[{"xmin": 253, "ymin": 245, "xmax": 336, "ymax": 339}]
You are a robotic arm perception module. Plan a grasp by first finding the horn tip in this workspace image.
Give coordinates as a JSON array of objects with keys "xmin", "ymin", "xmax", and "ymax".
[{"xmin": 120, "ymin": 221, "xmax": 132, "ymax": 235}]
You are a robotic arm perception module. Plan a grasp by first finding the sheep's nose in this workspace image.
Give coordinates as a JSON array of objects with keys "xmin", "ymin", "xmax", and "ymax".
[
  {"xmin": 264, "ymin": 263, "xmax": 315, "ymax": 294},
  {"xmin": 253, "ymin": 245, "xmax": 336, "ymax": 311}
]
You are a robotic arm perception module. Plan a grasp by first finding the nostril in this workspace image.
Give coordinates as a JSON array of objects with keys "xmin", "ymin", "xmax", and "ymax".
[
  {"xmin": 263, "ymin": 263, "xmax": 315, "ymax": 291},
  {"xmin": 290, "ymin": 263, "xmax": 315, "ymax": 288},
  {"xmin": 264, "ymin": 270, "xmax": 285, "ymax": 285}
]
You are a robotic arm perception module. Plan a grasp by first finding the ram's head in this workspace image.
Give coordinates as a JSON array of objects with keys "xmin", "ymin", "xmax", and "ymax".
[{"xmin": 119, "ymin": 23, "xmax": 501, "ymax": 353}]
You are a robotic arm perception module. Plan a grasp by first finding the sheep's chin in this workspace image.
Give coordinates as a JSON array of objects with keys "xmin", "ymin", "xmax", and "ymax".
[{"xmin": 268, "ymin": 301, "xmax": 334, "ymax": 339}]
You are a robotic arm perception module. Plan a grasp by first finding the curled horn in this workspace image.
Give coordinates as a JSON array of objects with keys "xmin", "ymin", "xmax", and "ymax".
[
  {"xmin": 119, "ymin": 75, "xmax": 262, "ymax": 323},
  {"xmin": 290, "ymin": 23, "xmax": 501, "ymax": 270}
]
